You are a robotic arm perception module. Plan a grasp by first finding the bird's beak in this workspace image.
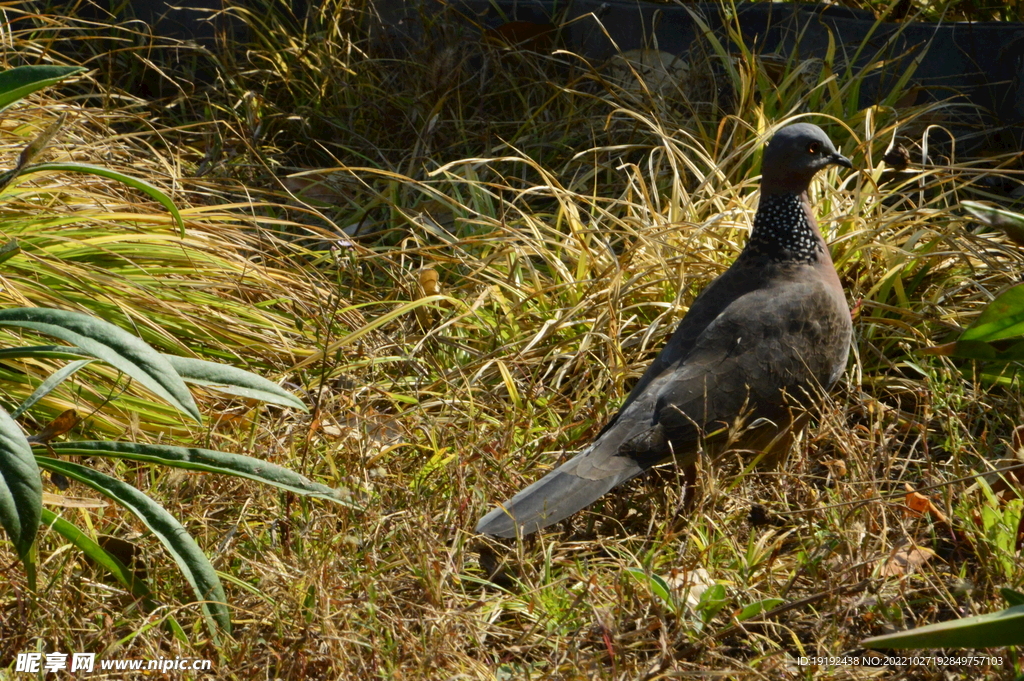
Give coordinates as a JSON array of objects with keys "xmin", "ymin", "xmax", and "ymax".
[{"xmin": 831, "ymin": 153, "xmax": 854, "ymax": 169}]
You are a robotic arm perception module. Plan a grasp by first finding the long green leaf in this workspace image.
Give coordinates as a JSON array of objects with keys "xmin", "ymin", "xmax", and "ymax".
[
  {"xmin": 0, "ymin": 66, "xmax": 86, "ymax": 113},
  {"xmin": 40, "ymin": 508, "xmax": 152, "ymax": 603},
  {"xmin": 960, "ymin": 284, "xmax": 1024, "ymax": 343},
  {"xmin": 0, "ymin": 308, "xmax": 201, "ymax": 423},
  {"xmin": 164, "ymin": 355, "xmax": 308, "ymax": 412},
  {"xmin": 862, "ymin": 604, "xmax": 1024, "ymax": 648},
  {"xmin": 626, "ymin": 567, "xmax": 673, "ymax": 605},
  {"xmin": 0, "ymin": 405, "xmax": 41, "ymax": 568},
  {"xmin": 737, "ymin": 597, "xmax": 785, "ymax": 622},
  {"xmin": 1003, "ymin": 588, "xmax": 1024, "ymax": 608},
  {"xmin": 923, "ymin": 339, "xmax": 1024, "ymax": 362},
  {"xmin": 697, "ymin": 584, "xmax": 728, "ymax": 623},
  {"xmin": 34, "ymin": 457, "xmax": 230, "ymax": 635},
  {"xmin": 0, "ymin": 345, "xmax": 91, "ymax": 361},
  {"xmin": 10, "ymin": 162, "xmax": 185, "ymax": 237},
  {"xmin": 11, "ymin": 358, "xmax": 93, "ymax": 418},
  {"xmin": 46, "ymin": 441, "xmax": 353, "ymax": 505}
]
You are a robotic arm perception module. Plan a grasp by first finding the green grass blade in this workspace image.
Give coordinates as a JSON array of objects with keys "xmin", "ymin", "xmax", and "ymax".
[
  {"xmin": 0, "ymin": 405, "xmax": 41, "ymax": 569},
  {"xmin": 736, "ymin": 597, "xmax": 785, "ymax": 622},
  {"xmin": 291, "ymin": 295, "xmax": 458, "ymax": 370},
  {"xmin": 697, "ymin": 584, "xmax": 728, "ymax": 623},
  {"xmin": 0, "ymin": 308, "xmax": 201, "ymax": 423},
  {"xmin": 0, "ymin": 66, "xmax": 86, "ymax": 113},
  {"xmin": 11, "ymin": 162, "xmax": 185, "ymax": 237},
  {"xmin": 164, "ymin": 354, "xmax": 308, "ymax": 412},
  {"xmin": 0, "ymin": 239, "xmax": 20, "ymax": 266},
  {"xmin": 626, "ymin": 567, "xmax": 673, "ymax": 605},
  {"xmin": 929, "ymin": 339, "xmax": 1024, "ymax": 362},
  {"xmin": 1003, "ymin": 588, "xmax": 1024, "ymax": 607},
  {"xmin": 863, "ymin": 604, "xmax": 1024, "ymax": 648},
  {"xmin": 46, "ymin": 441, "xmax": 353, "ymax": 505},
  {"xmin": 11, "ymin": 358, "xmax": 93, "ymax": 418},
  {"xmin": 40, "ymin": 508, "xmax": 152, "ymax": 602},
  {"xmin": 960, "ymin": 284, "xmax": 1024, "ymax": 343},
  {"xmin": 0, "ymin": 345, "xmax": 91, "ymax": 361},
  {"xmin": 34, "ymin": 456, "xmax": 231, "ymax": 635},
  {"xmin": 682, "ymin": 7, "xmax": 741, "ymax": 93},
  {"xmin": 217, "ymin": 570, "xmax": 277, "ymax": 606}
]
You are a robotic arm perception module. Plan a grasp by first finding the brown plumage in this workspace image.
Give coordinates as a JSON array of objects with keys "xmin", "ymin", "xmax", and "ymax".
[{"xmin": 476, "ymin": 123, "xmax": 854, "ymax": 538}]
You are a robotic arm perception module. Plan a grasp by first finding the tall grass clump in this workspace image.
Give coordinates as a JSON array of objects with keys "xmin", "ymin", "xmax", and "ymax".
[
  {"xmin": 1, "ymin": 0, "xmax": 1023, "ymax": 678},
  {"xmin": 0, "ymin": 22, "xmax": 354, "ymax": 659}
]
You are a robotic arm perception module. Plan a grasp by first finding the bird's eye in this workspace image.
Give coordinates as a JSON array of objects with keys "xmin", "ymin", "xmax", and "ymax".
[{"xmin": 807, "ymin": 142, "xmax": 821, "ymax": 154}]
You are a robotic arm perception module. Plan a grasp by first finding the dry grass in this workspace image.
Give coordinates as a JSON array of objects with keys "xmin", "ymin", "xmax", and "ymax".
[{"xmin": 1, "ymin": 1, "xmax": 1024, "ymax": 679}]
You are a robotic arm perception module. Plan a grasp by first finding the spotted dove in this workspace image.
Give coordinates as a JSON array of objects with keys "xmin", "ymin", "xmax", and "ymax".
[{"xmin": 476, "ymin": 123, "xmax": 854, "ymax": 538}]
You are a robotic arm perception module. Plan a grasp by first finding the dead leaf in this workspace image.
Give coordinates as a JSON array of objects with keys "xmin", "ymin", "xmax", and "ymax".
[
  {"xmin": 605, "ymin": 49, "xmax": 691, "ymax": 98},
  {"xmin": 418, "ymin": 267, "xmax": 441, "ymax": 297},
  {"xmin": 282, "ymin": 170, "xmax": 350, "ymax": 204},
  {"xmin": 28, "ymin": 409, "xmax": 79, "ymax": 444},
  {"xmin": 666, "ymin": 567, "xmax": 714, "ymax": 612},
  {"xmin": 341, "ymin": 411, "xmax": 405, "ymax": 463},
  {"xmin": 42, "ymin": 492, "xmax": 108, "ymax": 508},
  {"xmin": 320, "ymin": 423, "xmax": 344, "ymax": 440},
  {"xmin": 822, "ymin": 458, "xmax": 848, "ymax": 477},
  {"xmin": 211, "ymin": 409, "xmax": 253, "ymax": 430},
  {"xmin": 880, "ymin": 543, "xmax": 936, "ymax": 577},
  {"xmin": 982, "ymin": 459, "xmax": 1024, "ymax": 500},
  {"xmin": 904, "ymin": 488, "xmax": 930, "ymax": 516},
  {"xmin": 904, "ymin": 484, "xmax": 949, "ymax": 525},
  {"xmin": 415, "ymin": 266, "xmax": 441, "ymax": 328}
]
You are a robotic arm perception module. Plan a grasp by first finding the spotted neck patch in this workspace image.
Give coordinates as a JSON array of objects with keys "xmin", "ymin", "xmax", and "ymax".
[{"xmin": 746, "ymin": 192, "xmax": 822, "ymax": 264}]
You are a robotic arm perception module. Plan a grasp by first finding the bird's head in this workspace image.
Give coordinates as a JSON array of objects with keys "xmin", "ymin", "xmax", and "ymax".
[{"xmin": 760, "ymin": 123, "xmax": 853, "ymax": 194}]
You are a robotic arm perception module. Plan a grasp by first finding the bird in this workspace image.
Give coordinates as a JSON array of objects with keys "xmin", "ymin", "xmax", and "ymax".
[{"xmin": 476, "ymin": 122, "xmax": 854, "ymax": 538}]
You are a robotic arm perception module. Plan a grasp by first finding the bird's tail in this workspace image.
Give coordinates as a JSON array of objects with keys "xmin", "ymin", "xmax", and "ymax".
[{"xmin": 474, "ymin": 449, "xmax": 641, "ymax": 538}]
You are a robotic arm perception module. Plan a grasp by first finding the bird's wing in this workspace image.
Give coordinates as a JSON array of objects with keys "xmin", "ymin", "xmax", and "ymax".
[
  {"xmin": 634, "ymin": 278, "xmax": 849, "ymax": 456},
  {"xmin": 609, "ymin": 257, "xmax": 766, "ymax": 421},
  {"xmin": 476, "ymin": 278, "xmax": 848, "ymax": 538}
]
